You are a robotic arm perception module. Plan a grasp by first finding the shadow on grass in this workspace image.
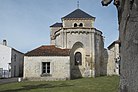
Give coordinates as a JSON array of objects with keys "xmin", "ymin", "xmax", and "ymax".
[{"xmin": 0, "ymin": 83, "xmax": 73, "ymax": 92}]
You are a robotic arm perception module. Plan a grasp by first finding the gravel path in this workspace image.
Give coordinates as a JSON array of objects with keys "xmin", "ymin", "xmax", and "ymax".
[{"xmin": 0, "ymin": 78, "xmax": 22, "ymax": 84}]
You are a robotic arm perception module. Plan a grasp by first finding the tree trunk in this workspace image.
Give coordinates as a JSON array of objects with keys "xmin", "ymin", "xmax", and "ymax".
[{"xmin": 118, "ymin": 0, "xmax": 138, "ymax": 92}]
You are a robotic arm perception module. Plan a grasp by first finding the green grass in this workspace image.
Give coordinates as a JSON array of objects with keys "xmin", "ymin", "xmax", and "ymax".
[{"xmin": 0, "ymin": 76, "xmax": 119, "ymax": 92}]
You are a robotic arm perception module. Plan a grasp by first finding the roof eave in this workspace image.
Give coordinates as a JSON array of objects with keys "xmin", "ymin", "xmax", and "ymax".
[{"xmin": 61, "ymin": 17, "xmax": 95, "ymax": 20}]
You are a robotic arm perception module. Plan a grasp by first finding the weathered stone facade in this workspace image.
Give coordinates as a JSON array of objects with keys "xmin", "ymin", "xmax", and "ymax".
[
  {"xmin": 24, "ymin": 8, "xmax": 105, "ymax": 81},
  {"xmin": 107, "ymin": 40, "xmax": 120, "ymax": 75},
  {"xmin": 103, "ymin": 40, "xmax": 120, "ymax": 76},
  {"xmin": 24, "ymin": 56, "xmax": 70, "ymax": 81},
  {"xmin": 50, "ymin": 9, "xmax": 104, "ymax": 78},
  {"xmin": 11, "ymin": 49, "xmax": 24, "ymax": 77}
]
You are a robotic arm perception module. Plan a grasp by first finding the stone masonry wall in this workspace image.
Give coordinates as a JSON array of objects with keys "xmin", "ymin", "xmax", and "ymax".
[
  {"xmin": 63, "ymin": 19, "xmax": 94, "ymax": 28},
  {"xmin": 24, "ymin": 56, "xmax": 70, "ymax": 81},
  {"xmin": 95, "ymin": 32, "xmax": 104, "ymax": 76},
  {"xmin": 106, "ymin": 42, "xmax": 119, "ymax": 76},
  {"xmin": 11, "ymin": 49, "xmax": 24, "ymax": 77}
]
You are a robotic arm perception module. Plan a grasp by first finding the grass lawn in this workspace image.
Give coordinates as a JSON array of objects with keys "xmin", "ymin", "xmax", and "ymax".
[{"xmin": 0, "ymin": 76, "xmax": 119, "ymax": 92}]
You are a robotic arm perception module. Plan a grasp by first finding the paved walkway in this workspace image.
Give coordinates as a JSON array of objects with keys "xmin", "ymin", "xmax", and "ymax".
[{"xmin": 0, "ymin": 78, "xmax": 22, "ymax": 84}]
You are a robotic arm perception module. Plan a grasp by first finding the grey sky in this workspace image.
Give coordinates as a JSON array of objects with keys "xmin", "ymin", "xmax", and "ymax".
[{"xmin": 0, "ymin": 0, "xmax": 118, "ymax": 53}]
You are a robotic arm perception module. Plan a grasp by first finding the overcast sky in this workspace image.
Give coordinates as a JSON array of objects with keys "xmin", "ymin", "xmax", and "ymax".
[{"xmin": 0, "ymin": 0, "xmax": 118, "ymax": 53}]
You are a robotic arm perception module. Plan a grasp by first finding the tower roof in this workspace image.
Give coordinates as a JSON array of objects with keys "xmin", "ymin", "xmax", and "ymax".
[
  {"xmin": 50, "ymin": 23, "xmax": 62, "ymax": 27},
  {"xmin": 62, "ymin": 9, "xmax": 95, "ymax": 19}
]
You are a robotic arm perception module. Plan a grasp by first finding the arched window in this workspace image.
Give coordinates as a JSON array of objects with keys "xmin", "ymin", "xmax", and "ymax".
[
  {"xmin": 74, "ymin": 23, "xmax": 77, "ymax": 27},
  {"xmin": 75, "ymin": 52, "xmax": 82, "ymax": 65},
  {"xmin": 79, "ymin": 23, "xmax": 83, "ymax": 27}
]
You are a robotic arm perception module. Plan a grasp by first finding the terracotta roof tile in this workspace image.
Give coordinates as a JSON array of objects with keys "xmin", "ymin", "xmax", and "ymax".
[{"xmin": 25, "ymin": 45, "xmax": 70, "ymax": 56}]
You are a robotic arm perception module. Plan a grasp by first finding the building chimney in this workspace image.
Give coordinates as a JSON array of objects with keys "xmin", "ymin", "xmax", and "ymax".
[{"xmin": 3, "ymin": 40, "xmax": 7, "ymax": 46}]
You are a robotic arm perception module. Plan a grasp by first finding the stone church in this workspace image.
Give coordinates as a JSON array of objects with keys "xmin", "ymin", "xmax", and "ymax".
[{"xmin": 24, "ymin": 8, "xmax": 108, "ymax": 81}]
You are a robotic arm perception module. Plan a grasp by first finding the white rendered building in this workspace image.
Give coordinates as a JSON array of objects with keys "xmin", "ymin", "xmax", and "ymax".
[{"xmin": 0, "ymin": 40, "xmax": 24, "ymax": 78}]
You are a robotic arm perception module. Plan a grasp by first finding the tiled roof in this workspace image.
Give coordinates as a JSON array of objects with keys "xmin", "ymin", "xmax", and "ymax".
[
  {"xmin": 25, "ymin": 45, "xmax": 70, "ymax": 56},
  {"xmin": 62, "ymin": 9, "xmax": 95, "ymax": 19},
  {"xmin": 50, "ymin": 23, "xmax": 63, "ymax": 27}
]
